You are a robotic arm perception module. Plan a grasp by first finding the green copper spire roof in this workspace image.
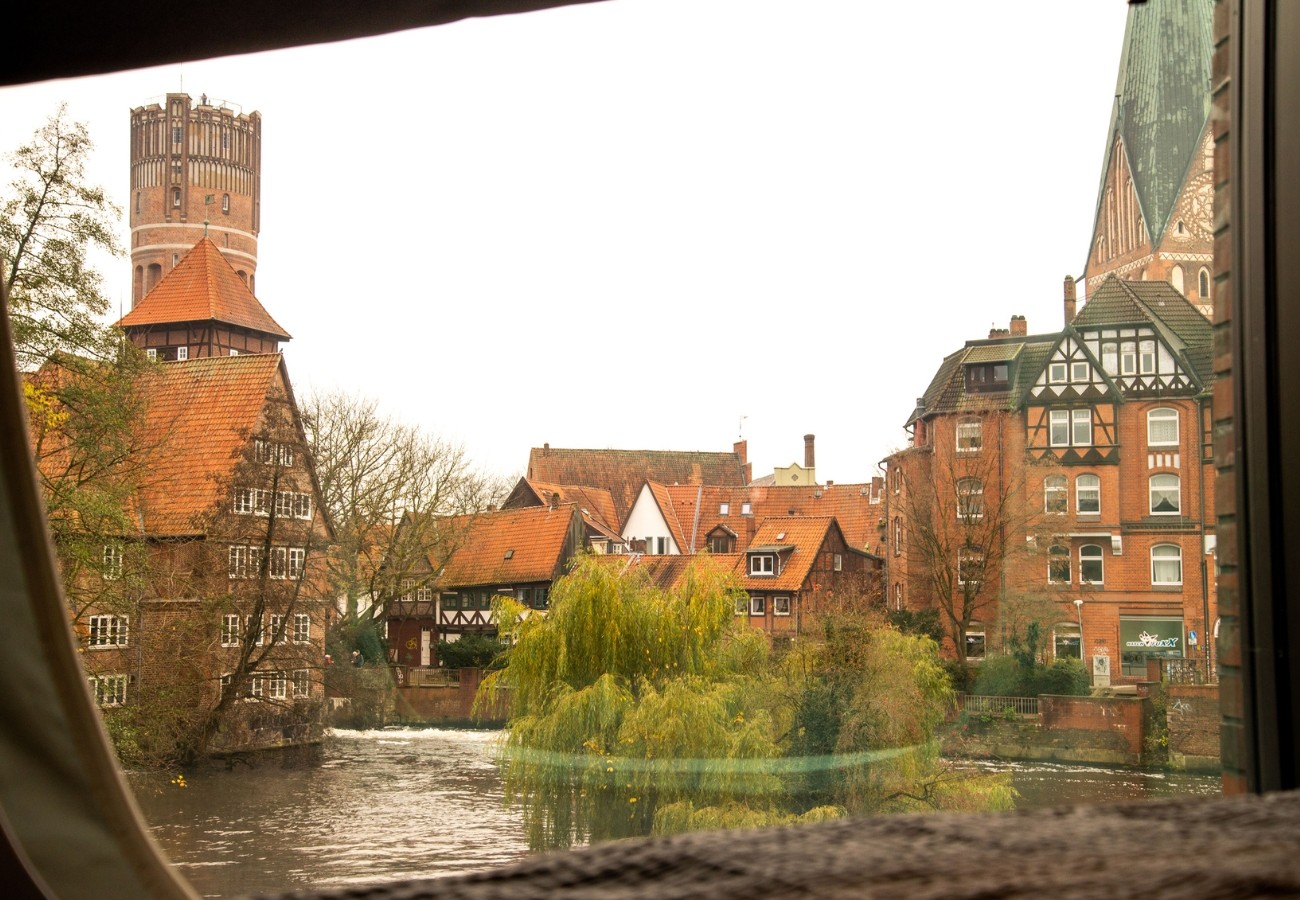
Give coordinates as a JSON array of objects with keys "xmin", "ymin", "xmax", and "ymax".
[{"xmin": 1089, "ymin": 0, "xmax": 1212, "ymax": 249}]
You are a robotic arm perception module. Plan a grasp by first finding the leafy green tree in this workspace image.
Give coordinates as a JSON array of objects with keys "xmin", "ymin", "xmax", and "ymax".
[
  {"xmin": 481, "ymin": 556, "xmax": 794, "ymax": 850},
  {"xmin": 2, "ymin": 106, "xmax": 122, "ymax": 370}
]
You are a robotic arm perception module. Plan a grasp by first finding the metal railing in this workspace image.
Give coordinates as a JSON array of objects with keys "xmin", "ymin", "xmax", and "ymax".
[
  {"xmin": 402, "ymin": 667, "xmax": 461, "ymax": 688},
  {"xmin": 1160, "ymin": 657, "xmax": 1219, "ymax": 685},
  {"xmin": 958, "ymin": 694, "xmax": 1039, "ymax": 717}
]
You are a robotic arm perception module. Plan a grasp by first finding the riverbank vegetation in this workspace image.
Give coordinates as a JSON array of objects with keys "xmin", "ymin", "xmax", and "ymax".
[{"xmin": 480, "ymin": 557, "xmax": 1014, "ymax": 851}]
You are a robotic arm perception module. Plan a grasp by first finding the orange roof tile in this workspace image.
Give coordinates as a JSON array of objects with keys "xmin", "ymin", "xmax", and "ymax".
[
  {"xmin": 521, "ymin": 480, "xmax": 621, "ymax": 535},
  {"xmin": 591, "ymin": 553, "xmax": 740, "ymax": 592},
  {"xmin": 526, "ymin": 446, "xmax": 747, "ymax": 522},
  {"xmin": 116, "ymin": 238, "xmax": 291, "ymax": 339},
  {"xmin": 734, "ymin": 516, "xmax": 837, "ymax": 592},
  {"xmin": 133, "ymin": 354, "xmax": 286, "ymax": 535},
  {"xmin": 434, "ymin": 505, "xmax": 579, "ymax": 589}
]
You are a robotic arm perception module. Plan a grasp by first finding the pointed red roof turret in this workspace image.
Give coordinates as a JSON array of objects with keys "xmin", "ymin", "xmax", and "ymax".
[{"xmin": 117, "ymin": 238, "xmax": 290, "ymax": 340}]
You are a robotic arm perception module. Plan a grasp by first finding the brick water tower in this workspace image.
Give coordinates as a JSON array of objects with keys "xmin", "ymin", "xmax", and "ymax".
[{"xmin": 129, "ymin": 93, "xmax": 261, "ymax": 306}]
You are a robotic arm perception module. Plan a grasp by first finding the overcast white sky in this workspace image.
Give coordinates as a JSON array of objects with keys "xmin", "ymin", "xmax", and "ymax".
[{"xmin": 0, "ymin": 0, "xmax": 1128, "ymax": 486}]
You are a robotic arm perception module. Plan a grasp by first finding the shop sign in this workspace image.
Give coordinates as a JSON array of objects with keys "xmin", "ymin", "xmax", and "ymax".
[{"xmin": 1119, "ymin": 617, "xmax": 1183, "ymax": 654}]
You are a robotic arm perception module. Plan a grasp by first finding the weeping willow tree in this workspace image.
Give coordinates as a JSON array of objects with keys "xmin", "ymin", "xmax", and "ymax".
[
  {"xmin": 481, "ymin": 555, "xmax": 833, "ymax": 850},
  {"xmin": 781, "ymin": 610, "xmax": 1016, "ymax": 815}
]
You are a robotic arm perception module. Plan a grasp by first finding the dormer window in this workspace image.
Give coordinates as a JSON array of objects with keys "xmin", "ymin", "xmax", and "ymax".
[
  {"xmin": 749, "ymin": 554, "xmax": 775, "ymax": 576},
  {"xmin": 966, "ymin": 363, "xmax": 1010, "ymax": 393}
]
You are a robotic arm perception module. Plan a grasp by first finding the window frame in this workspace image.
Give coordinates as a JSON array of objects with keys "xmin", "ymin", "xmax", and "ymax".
[
  {"xmin": 1048, "ymin": 544, "xmax": 1071, "ymax": 584},
  {"xmin": 749, "ymin": 554, "xmax": 775, "ymax": 576},
  {"xmin": 1076, "ymin": 473, "xmax": 1101, "ymax": 514},
  {"xmin": 87, "ymin": 614, "xmax": 129, "ymax": 648},
  {"xmin": 88, "ymin": 674, "xmax": 128, "ymax": 708},
  {"xmin": 1147, "ymin": 407, "xmax": 1180, "ymax": 447},
  {"xmin": 956, "ymin": 477, "xmax": 984, "ymax": 521},
  {"xmin": 1079, "ymin": 543, "xmax": 1104, "ymax": 584},
  {"xmin": 957, "ymin": 545, "xmax": 983, "ymax": 588},
  {"xmin": 749, "ymin": 595, "xmax": 766, "ymax": 616},
  {"xmin": 955, "ymin": 417, "xmax": 982, "ymax": 453},
  {"xmin": 1044, "ymin": 475, "xmax": 1067, "ymax": 513},
  {"xmin": 1151, "ymin": 543, "xmax": 1184, "ymax": 586},
  {"xmin": 773, "ymin": 596, "xmax": 791, "ymax": 616},
  {"xmin": 1149, "ymin": 473, "xmax": 1182, "ymax": 515},
  {"xmin": 220, "ymin": 613, "xmax": 240, "ymax": 647}
]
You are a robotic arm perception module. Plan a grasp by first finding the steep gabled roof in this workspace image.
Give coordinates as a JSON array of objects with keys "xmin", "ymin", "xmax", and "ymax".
[
  {"xmin": 526, "ymin": 446, "xmax": 747, "ymax": 522},
  {"xmin": 735, "ymin": 516, "xmax": 837, "ymax": 593},
  {"xmin": 116, "ymin": 238, "xmax": 291, "ymax": 339},
  {"xmin": 1089, "ymin": 0, "xmax": 1213, "ymax": 249},
  {"xmin": 502, "ymin": 478, "xmax": 621, "ymax": 536},
  {"xmin": 909, "ymin": 335, "xmax": 1058, "ymax": 424},
  {"xmin": 434, "ymin": 504, "xmax": 579, "ymax": 588},
  {"xmin": 1072, "ymin": 275, "xmax": 1213, "ymax": 382},
  {"xmin": 594, "ymin": 553, "xmax": 740, "ymax": 593},
  {"xmin": 134, "ymin": 353, "xmax": 286, "ymax": 535}
]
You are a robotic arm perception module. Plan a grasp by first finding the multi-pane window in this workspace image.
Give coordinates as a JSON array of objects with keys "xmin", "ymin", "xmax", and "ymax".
[
  {"xmin": 402, "ymin": 579, "xmax": 435, "ymax": 603},
  {"xmin": 1048, "ymin": 408, "xmax": 1093, "ymax": 446},
  {"xmin": 274, "ymin": 491, "xmax": 312, "ymax": 520},
  {"xmin": 260, "ymin": 546, "xmax": 306, "ymax": 580},
  {"xmin": 1120, "ymin": 343, "xmax": 1137, "ymax": 376},
  {"xmin": 293, "ymin": 613, "xmax": 311, "ymax": 644},
  {"xmin": 957, "ymin": 546, "xmax": 983, "ymax": 587},
  {"xmin": 88, "ymin": 675, "xmax": 128, "ymax": 708},
  {"xmin": 1053, "ymin": 625, "xmax": 1082, "ymax": 660},
  {"xmin": 1076, "ymin": 474, "xmax": 1101, "ymax": 514},
  {"xmin": 956, "ymin": 478, "xmax": 984, "ymax": 521},
  {"xmin": 268, "ymin": 615, "xmax": 284, "ymax": 644},
  {"xmin": 749, "ymin": 554, "xmax": 775, "ymax": 575},
  {"xmin": 956, "ymin": 417, "xmax": 982, "ymax": 453},
  {"xmin": 247, "ymin": 615, "xmax": 264, "ymax": 646},
  {"xmin": 1048, "ymin": 545, "xmax": 1071, "ymax": 583},
  {"xmin": 1151, "ymin": 544, "xmax": 1183, "ymax": 585},
  {"xmin": 88, "ymin": 615, "xmax": 129, "ymax": 648},
  {"xmin": 1150, "ymin": 474, "xmax": 1181, "ymax": 515},
  {"xmin": 1049, "ymin": 410, "xmax": 1070, "ymax": 446},
  {"xmin": 1080, "ymin": 544, "xmax": 1104, "ymax": 584},
  {"xmin": 103, "ymin": 544, "xmax": 123, "ymax": 579},
  {"xmin": 893, "ymin": 517, "xmax": 902, "ymax": 556},
  {"xmin": 251, "ymin": 671, "xmax": 287, "ymax": 700},
  {"xmin": 1044, "ymin": 475, "xmax": 1067, "ymax": 513},
  {"xmin": 255, "ymin": 439, "xmax": 295, "ymax": 467},
  {"xmin": 773, "ymin": 597, "xmax": 791, "ymax": 616},
  {"xmin": 750, "ymin": 596, "xmax": 766, "ymax": 616},
  {"xmin": 1147, "ymin": 408, "xmax": 1179, "ymax": 446},
  {"xmin": 1072, "ymin": 408, "xmax": 1092, "ymax": 446},
  {"xmin": 965, "ymin": 627, "xmax": 986, "ymax": 659},
  {"xmin": 833, "ymin": 554, "xmax": 842, "ymax": 572},
  {"xmin": 221, "ymin": 613, "xmax": 241, "ymax": 647},
  {"xmin": 1139, "ymin": 340, "xmax": 1157, "ymax": 375},
  {"xmin": 292, "ymin": 670, "xmax": 310, "ymax": 699},
  {"xmin": 233, "ymin": 487, "xmax": 269, "ymax": 515}
]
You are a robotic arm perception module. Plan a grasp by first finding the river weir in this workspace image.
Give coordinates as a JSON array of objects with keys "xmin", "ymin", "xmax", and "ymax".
[{"xmin": 128, "ymin": 728, "xmax": 1220, "ymax": 898}]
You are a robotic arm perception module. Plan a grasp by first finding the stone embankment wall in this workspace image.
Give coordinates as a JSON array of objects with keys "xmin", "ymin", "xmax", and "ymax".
[
  {"xmin": 1164, "ymin": 684, "xmax": 1222, "ymax": 772},
  {"xmin": 390, "ymin": 668, "xmax": 509, "ymax": 727},
  {"xmin": 945, "ymin": 695, "xmax": 1149, "ymax": 766}
]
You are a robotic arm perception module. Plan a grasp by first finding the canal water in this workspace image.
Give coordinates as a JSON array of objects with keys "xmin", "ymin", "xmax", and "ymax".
[{"xmin": 128, "ymin": 728, "xmax": 1221, "ymax": 898}]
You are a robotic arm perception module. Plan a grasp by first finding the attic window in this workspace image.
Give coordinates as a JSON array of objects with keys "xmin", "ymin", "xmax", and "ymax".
[
  {"xmin": 749, "ymin": 554, "xmax": 775, "ymax": 576},
  {"xmin": 741, "ymin": 502, "xmax": 752, "ymax": 516},
  {"xmin": 503, "ymin": 549, "xmax": 514, "ymax": 560},
  {"xmin": 966, "ymin": 363, "xmax": 1010, "ymax": 393},
  {"xmin": 775, "ymin": 532, "xmax": 786, "ymax": 541},
  {"xmin": 719, "ymin": 503, "xmax": 729, "ymax": 515}
]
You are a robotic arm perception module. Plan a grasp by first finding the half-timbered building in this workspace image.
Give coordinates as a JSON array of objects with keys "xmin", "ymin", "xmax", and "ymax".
[{"xmin": 883, "ymin": 274, "xmax": 1216, "ymax": 682}]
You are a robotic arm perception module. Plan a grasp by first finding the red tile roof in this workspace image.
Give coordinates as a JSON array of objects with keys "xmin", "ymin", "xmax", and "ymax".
[
  {"xmin": 734, "ymin": 516, "xmax": 837, "ymax": 592},
  {"xmin": 116, "ymin": 238, "xmax": 291, "ymax": 339},
  {"xmin": 520, "ymin": 480, "xmax": 621, "ymax": 536},
  {"xmin": 133, "ymin": 354, "xmax": 287, "ymax": 535},
  {"xmin": 526, "ymin": 446, "xmax": 747, "ymax": 522},
  {"xmin": 591, "ymin": 552, "xmax": 740, "ymax": 592},
  {"xmin": 434, "ymin": 505, "xmax": 580, "ymax": 588}
]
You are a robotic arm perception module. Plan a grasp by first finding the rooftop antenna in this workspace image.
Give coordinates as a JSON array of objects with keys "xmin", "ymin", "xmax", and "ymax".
[{"xmin": 738, "ymin": 415, "xmax": 748, "ymax": 441}]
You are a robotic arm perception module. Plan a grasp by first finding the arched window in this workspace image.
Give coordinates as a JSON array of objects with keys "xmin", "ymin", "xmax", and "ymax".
[
  {"xmin": 1079, "ymin": 544, "xmax": 1104, "ymax": 584},
  {"xmin": 1171, "ymin": 265, "xmax": 1185, "ymax": 294},
  {"xmin": 222, "ymin": 193, "xmax": 230, "ymax": 213},
  {"xmin": 1044, "ymin": 475, "xmax": 1067, "ymax": 513},
  {"xmin": 1150, "ymin": 474, "xmax": 1181, "ymax": 515},
  {"xmin": 958, "ymin": 545, "xmax": 984, "ymax": 588},
  {"xmin": 1076, "ymin": 474, "xmax": 1101, "ymax": 514},
  {"xmin": 1147, "ymin": 408, "xmax": 1179, "ymax": 446},
  {"xmin": 956, "ymin": 478, "xmax": 983, "ymax": 521},
  {"xmin": 1199, "ymin": 267, "xmax": 1211, "ymax": 299},
  {"xmin": 1048, "ymin": 544, "xmax": 1071, "ymax": 583},
  {"xmin": 1053, "ymin": 623, "xmax": 1081, "ymax": 660},
  {"xmin": 1152, "ymin": 543, "xmax": 1183, "ymax": 585}
]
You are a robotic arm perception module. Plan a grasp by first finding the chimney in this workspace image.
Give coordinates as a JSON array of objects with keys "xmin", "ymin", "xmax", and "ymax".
[
  {"xmin": 988, "ymin": 326, "xmax": 1010, "ymax": 339},
  {"xmin": 734, "ymin": 439, "xmax": 751, "ymax": 483},
  {"xmin": 804, "ymin": 434, "xmax": 816, "ymax": 469},
  {"xmin": 1064, "ymin": 275, "xmax": 1077, "ymax": 324},
  {"xmin": 1010, "ymin": 315, "xmax": 1027, "ymax": 336}
]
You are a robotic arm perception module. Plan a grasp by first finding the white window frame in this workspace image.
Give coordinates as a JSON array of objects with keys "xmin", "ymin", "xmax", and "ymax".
[
  {"xmin": 251, "ymin": 671, "xmax": 288, "ymax": 700},
  {"xmin": 293, "ymin": 613, "xmax": 310, "ymax": 644},
  {"xmin": 1101, "ymin": 342, "xmax": 1118, "ymax": 375},
  {"xmin": 103, "ymin": 544, "xmax": 123, "ymax": 579},
  {"xmin": 955, "ymin": 417, "xmax": 982, "ymax": 453},
  {"xmin": 1120, "ymin": 343, "xmax": 1137, "ymax": 376},
  {"xmin": 1071, "ymin": 408, "xmax": 1092, "ymax": 446},
  {"xmin": 1048, "ymin": 362, "xmax": 1068, "ymax": 384},
  {"xmin": 741, "ymin": 502, "xmax": 752, "ymax": 516},
  {"xmin": 233, "ymin": 487, "xmax": 269, "ymax": 515},
  {"xmin": 288, "ymin": 547, "xmax": 305, "ymax": 580},
  {"xmin": 734, "ymin": 596, "xmax": 748, "ymax": 616},
  {"xmin": 247, "ymin": 615, "xmax": 264, "ymax": 646},
  {"xmin": 88, "ymin": 614, "xmax": 129, "ymax": 648},
  {"xmin": 145, "ymin": 348, "xmax": 157, "ymax": 361},
  {"xmin": 956, "ymin": 478, "xmax": 984, "ymax": 521},
  {"xmin": 1049, "ymin": 409, "xmax": 1070, "ymax": 446},
  {"xmin": 1070, "ymin": 361, "xmax": 1090, "ymax": 382},
  {"xmin": 221, "ymin": 613, "xmax": 241, "ymax": 647},
  {"xmin": 1152, "ymin": 543, "xmax": 1183, "ymax": 586},
  {"xmin": 268, "ymin": 614, "xmax": 284, "ymax": 644},
  {"xmin": 833, "ymin": 553, "xmax": 843, "ymax": 572},
  {"xmin": 719, "ymin": 502, "xmax": 729, "ymax": 515},
  {"xmin": 749, "ymin": 554, "xmax": 775, "ymax": 576},
  {"xmin": 957, "ymin": 546, "xmax": 983, "ymax": 588},
  {"xmin": 292, "ymin": 670, "xmax": 310, "ymax": 699},
  {"xmin": 965, "ymin": 627, "xmax": 987, "ymax": 659},
  {"xmin": 1044, "ymin": 475, "xmax": 1067, "ymax": 513},
  {"xmin": 1048, "ymin": 544, "xmax": 1071, "ymax": 584},
  {"xmin": 1139, "ymin": 340, "xmax": 1157, "ymax": 375},
  {"xmin": 773, "ymin": 596, "xmax": 791, "ymax": 616},
  {"xmin": 1150, "ymin": 473, "xmax": 1181, "ymax": 515},
  {"xmin": 749, "ymin": 595, "xmax": 766, "ymax": 616},
  {"xmin": 1147, "ymin": 408, "xmax": 1180, "ymax": 447},
  {"xmin": 88, "ymin": 674, "xmax": 128, "ymax": 708},
  {"xmin": 176, "ymin": 345, "xmax": 188, "ymax": 361},
  {"xmin": 1076, "ymin": 474, "xmax": 1101, "ymax": 514},
  {"xmin": 1079, "ymin": 544, "xmax": 1104, "ymax": 584}
]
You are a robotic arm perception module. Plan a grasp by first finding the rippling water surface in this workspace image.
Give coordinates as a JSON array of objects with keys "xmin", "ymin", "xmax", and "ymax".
[
  {"xmin": 130, "ymin": 728, "xmax": 528, "ymax": 898},
  {"xmin": 129, "ymin": 728, "xmax": 1220, "ymax": 898}
]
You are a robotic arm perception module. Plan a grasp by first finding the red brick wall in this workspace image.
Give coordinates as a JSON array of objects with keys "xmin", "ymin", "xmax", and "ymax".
[
  {"xmin": 1039, "ymin": 695, "xmax": 1147, "ymax": 756},
  {"xmin": 392, "ymin": 668, "xmax": 508, "ymax": 724}
]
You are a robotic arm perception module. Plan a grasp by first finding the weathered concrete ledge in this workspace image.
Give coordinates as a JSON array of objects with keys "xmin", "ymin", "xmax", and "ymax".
[{"xmin": 257, "ymin": 790, "xmax": 1300, "ymax": 899}]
